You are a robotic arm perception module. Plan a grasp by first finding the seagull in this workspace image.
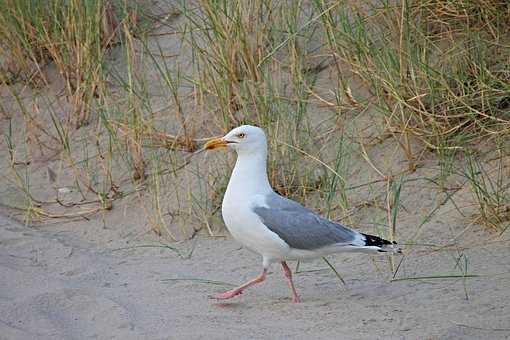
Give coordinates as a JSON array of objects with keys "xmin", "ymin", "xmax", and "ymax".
[{"xmin": 204, "ymin": 125, "xmax": 401, "ymax": 303}]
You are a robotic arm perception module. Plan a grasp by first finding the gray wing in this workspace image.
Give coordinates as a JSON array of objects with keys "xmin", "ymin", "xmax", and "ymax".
[{"xmin": 253, "ymin": 192, "xmax": 359, "ymax": 250}]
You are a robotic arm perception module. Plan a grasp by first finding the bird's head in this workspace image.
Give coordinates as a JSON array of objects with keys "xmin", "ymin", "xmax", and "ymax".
[{"xmin": 204, "ymin": 125, "xmax": 267, "ymax": 155}]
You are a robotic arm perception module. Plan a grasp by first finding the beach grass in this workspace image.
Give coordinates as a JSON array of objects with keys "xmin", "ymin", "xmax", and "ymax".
[{"xmin": 0, "ymin": 0, "xmax": 508, "ymax": 246}]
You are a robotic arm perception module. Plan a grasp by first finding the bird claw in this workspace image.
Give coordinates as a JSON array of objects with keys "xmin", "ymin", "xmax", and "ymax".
[{"xmin": 211, "ymin": 289, "xmax": 243, "ymax": 300}]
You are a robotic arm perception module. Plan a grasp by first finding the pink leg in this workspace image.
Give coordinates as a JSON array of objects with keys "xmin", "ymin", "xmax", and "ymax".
[
  {"xmin": 281, "ymin": 261, "xmax": 300, "ymax": 303},
  {"xmin": 213, "ymin": 269, "xmax": 267, "ymax": 300}
]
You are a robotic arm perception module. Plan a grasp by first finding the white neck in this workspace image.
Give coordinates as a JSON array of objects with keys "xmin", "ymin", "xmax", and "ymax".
[{"xmin": 225, "ymin": 150, "xmax": 273, "ymax": 198}]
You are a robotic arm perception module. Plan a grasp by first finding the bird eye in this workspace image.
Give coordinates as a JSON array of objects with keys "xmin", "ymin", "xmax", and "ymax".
[{"xmin": 236, "ymin": 133, "xmax": 246, "ymax": 139}]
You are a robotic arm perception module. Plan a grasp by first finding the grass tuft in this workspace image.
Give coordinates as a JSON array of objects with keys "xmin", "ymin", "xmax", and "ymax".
[{"xmin": 0, "ymin": 0, "xmax": 509, "ymax": 242}]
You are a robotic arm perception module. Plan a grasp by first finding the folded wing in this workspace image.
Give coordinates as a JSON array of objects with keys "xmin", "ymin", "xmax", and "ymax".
[{"xmin": 253, "ymin": 193, "xmax": 360, "ymax": 250}]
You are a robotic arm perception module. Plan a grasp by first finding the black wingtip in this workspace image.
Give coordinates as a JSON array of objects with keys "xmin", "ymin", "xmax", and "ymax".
[
  {"xmin": 361, "ymin": 233, "xmax": 392, "ymax": 247},
  {"xmin": 362, "ymin": 233, "xmax": 402, "ymax": 253}
]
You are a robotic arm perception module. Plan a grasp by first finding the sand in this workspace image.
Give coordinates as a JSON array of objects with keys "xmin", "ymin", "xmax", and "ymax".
[
  {"xmin": 1, "ymin": 212, "xmax": 509, "ymax": 340},
  {"xmin": 1, "ymin": 1, "xmax": 510, "ymax": 339}
]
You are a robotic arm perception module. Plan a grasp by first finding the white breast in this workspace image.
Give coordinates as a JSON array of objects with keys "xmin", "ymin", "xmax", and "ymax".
[
  {"xmin": 222, "ymin": 193, "xmax": 290, "ymax": 261},
  {"xmin": 219, "ymin": 147, "xmax": 290, "ymax": 262}
]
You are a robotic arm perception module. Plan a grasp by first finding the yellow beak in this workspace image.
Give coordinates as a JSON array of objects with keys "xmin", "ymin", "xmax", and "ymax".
[{"xmin": 204, "ymin": 137, "xmax": 228, "ymax": 150}]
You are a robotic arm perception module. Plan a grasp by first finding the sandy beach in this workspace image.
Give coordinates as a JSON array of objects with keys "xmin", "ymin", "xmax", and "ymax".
[
  {"xmin": 1, "ymin": 211, "xmax": 509, "ymax": 340},
  {"xmin": 1, "ymin": 1, "xmax": 510, "ymax": 339}
]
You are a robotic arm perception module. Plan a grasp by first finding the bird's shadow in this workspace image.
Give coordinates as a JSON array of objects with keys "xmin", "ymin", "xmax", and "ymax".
[
  {"xmin": 208, "ymin": 294, "xmax": 245, "ymax": 309},
  {"xmin": 211, "ymin": 301, "xmax": 244, "ymax": 309}
]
